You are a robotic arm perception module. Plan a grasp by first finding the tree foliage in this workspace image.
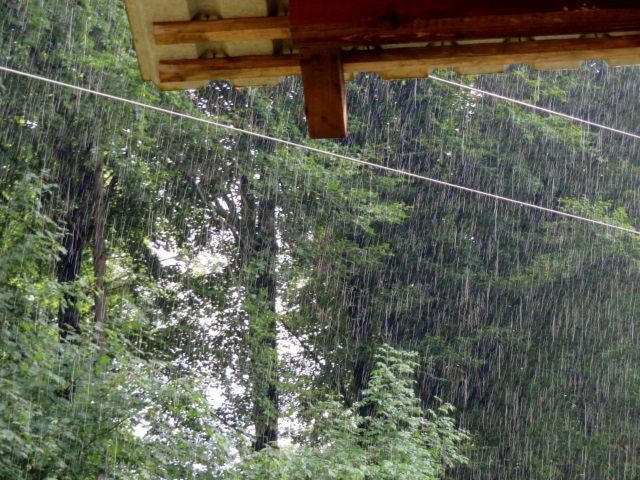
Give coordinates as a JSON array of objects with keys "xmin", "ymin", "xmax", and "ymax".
[
  {"xmin": 230, "ymin": 344, "xmax": 469, "ymax": 479},
  {"xmin": 2, "ymin": 0, "xmax": 640, "ymax": 478}
]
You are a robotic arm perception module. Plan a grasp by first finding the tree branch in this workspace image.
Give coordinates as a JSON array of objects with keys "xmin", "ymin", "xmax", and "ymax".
[{"xmin": 280, "ymin": 321, "xmax": 323, "ymax": 368}]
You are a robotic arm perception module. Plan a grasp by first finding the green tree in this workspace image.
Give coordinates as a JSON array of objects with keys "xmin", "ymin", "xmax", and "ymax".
[{"xmin": 231, "ymin": 344, "xmax": 469, "ymax": 479}]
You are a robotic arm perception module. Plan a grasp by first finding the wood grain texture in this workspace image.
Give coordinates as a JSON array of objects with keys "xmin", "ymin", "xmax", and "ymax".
[
  {"xmin": 159, "ymin": 54, "xmax": 300, "ymax": 83},
  {"xmin": 340, "ymin": 35, "xmax": 640, "ymax": 72},
  {"xmin": 290, "ymin": 0, "xmax": 640, "ymax": 25},
  {"xmin": 299, "ymin": 48, "xmax": 347, "ymax": 138},
  {"xmin": 159, "ymin": 34, "xmax": 640, "ymax": 83},
  {"xmin": 289, "ymin": 1, "xmax": 640, "ymax": 47},
  {"xmin": 154, "ymin": 16, "xmax": 291, "ymax": 45}
]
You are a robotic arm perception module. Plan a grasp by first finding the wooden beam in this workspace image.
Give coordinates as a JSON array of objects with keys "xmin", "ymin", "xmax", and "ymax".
[
  {"xmin": 290, "ymin": 0, "xmax": 640, "ymax": 25},
  {"xmin": 154, "ymin": 16, "xmax": 291, "ymax": 45},
  {"xmin": 158, "ymin": 54, "xmax": 300, "ymax": 83},
  {"xmin": 289, "ymin": 0, "xmax": 640, "ymax": 47},
  {"xmin": 159, "ymin": 34, "xmax": 640, "ymax": 84},
  {"xmin": 341, "ymin": 35, "xmax": 640, "ymax": 73},
  {"xmin": 298, "ymin": 48, "xmax": 347, "ymax": 138},
  {"xmin": 455, "ymin": 65, "xmax": 505, "ymax": 75},
  {"xmin": 292, "ymin": 0, "xmax": 640, "ymax": 22},
  {"xmin": 380, "ymin": 68, "xmax": 431, "ymax": 80}
]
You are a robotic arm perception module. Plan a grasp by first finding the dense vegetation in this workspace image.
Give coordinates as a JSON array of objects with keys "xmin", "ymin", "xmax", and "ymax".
[{"xmin": 1, "ymin": 0, "xmax": 639, "ymax": 478}]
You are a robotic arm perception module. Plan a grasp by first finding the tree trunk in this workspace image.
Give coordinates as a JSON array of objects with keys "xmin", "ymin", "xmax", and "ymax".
[
  {"xmin": 57, "ymin": 164, "xmax": 93, "ymax": 339},
  {"xmin": 252, "ymin": 201, "xmax": 278, "ymax": 450},
  {"xmin": 348, "ymin": 272, "xmax": 375, "ymax": 420},
  {"xmin": 55, "ymin": 153, "xmax": 94, "ymax": 401},
  {"xmin": 92, "ymin": 153, "xmax": 108, "ymax": 325},
  {"xmin": 240, "ymin": 174, "xmax": 279, "ymax": 451}
]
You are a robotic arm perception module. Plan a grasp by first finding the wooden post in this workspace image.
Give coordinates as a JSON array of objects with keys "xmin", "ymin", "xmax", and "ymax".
[
  {"xmin": 291, "ymin": 0, "xmax": 348, "ymax": 138},
  {"xmin": 298, "ymin": 47, "xmax": 348, "ymax": 139}
]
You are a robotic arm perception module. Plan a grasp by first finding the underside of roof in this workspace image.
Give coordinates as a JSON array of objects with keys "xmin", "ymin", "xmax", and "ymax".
[
  {"xmin": 125, "ymin": 0, "xmax": 640, "ymax": 138},
  {"xmin": 125, "ymin": 0, "xmax": 291, "ymax": 90}
]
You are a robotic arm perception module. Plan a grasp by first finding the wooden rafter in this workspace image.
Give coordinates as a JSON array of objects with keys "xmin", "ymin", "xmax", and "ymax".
[
  {"xmin": 159, "ymin": 34, "xmax": 640, "ymax": 83},
  {"xmin": 154, "ymin": 17, "xmax": 291, "ymax": 45},
  {"xmin": 290, "ymin": 1, "xmax": 640, "ymax": 47},
  {"xmin": 343, "ymin": 35, "xmax": 640, "ymax": 73},
  {"xmin": 291, "ymin": 9, "xmax": 640, "ymax": 48},
  {"xmin": 159, "ymin": 55, "xmax": 300, "ymax": 83},
  {"xmin": 151, "ymin": 5, "xmax": 640, "ymax": 48}
]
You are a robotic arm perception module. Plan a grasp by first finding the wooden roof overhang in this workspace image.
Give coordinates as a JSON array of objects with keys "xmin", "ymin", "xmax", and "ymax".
[{"xmin": 125, "ymin": 0, "xmax": 640, "ymax": 138}]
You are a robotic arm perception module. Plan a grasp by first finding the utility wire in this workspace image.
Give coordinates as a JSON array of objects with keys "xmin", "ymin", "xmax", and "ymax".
[
  {"xmin": 1, "ymin": 64, "xmax": 638, "ymax": 236},
  {"xmin": 430, "ymin": 75, "xmax": 640, "ymax": 141}
]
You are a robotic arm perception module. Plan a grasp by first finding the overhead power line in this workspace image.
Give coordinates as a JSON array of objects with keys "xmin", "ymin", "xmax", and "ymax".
[
  {"xmin": 430, "ymin": 76, "xmax": 640, "ymax": 141},
  {"xmin": 0, "ymin": 64, "xmax": 638, "ymax": 236}
]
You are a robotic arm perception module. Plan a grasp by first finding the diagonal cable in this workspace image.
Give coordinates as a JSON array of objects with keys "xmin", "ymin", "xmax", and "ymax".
[
  {"xmin": 430, "ymin": 75, "xmax": 640, "ymax": 141},
  {"xmin": 1, "ymin": 64, "xmax": 638, "ymax": 235}
]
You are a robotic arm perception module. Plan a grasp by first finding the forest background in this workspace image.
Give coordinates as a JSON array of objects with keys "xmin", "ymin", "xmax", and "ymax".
[{"xmin": 1, "ymin": 0, "xmax": 640, "ymax": 479}]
